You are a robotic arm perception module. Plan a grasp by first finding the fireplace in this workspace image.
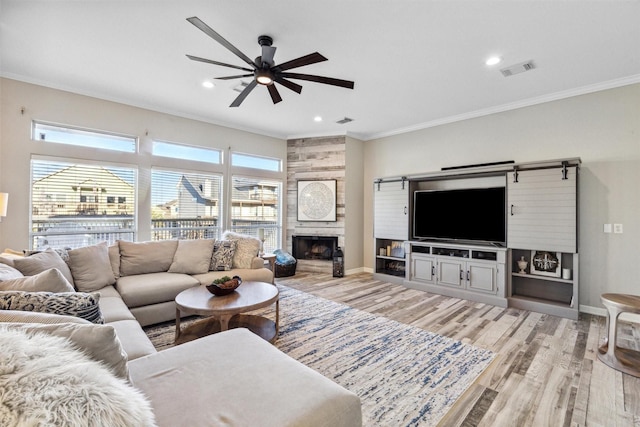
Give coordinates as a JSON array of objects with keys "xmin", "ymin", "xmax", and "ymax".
[{"xmin": 292, "ymin": 235, "xmax": 338, "ymax": 261}]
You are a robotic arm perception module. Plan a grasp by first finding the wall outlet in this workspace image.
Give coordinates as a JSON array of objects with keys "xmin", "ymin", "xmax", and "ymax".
[
  {"xmin": 604, "ymin": 224, "xmax": 612, "ymax": 233},
  {"xmin": 614, "ymin": 223, "xmax": 623, "ymax": 234}
]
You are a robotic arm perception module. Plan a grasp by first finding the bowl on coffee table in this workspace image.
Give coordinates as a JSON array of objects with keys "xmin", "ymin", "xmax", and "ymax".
[{"xmin": 206, "ymin": 275, "xmax": 242, "ymax": 296}]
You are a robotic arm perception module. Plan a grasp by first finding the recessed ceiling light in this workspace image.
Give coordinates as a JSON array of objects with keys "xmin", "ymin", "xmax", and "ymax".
[
  {"xmin": 314, "ymin": 116, "xmax": 323, "ymax": 122},
  {"xmin": 485, "ymin": 56, "xmax": 502, "ymax": 66},
  {"xmin": 202, "ymin": 80, "xmax": 215, "ymax": 89}
]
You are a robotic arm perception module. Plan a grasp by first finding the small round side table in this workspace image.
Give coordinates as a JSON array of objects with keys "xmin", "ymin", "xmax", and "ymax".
[{"xmin": 597, "ymin": 293, "xmax": 640, "ymax": 377}]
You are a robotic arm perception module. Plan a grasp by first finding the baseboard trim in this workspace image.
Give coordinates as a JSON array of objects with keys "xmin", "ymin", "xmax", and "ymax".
[{"xmin": 580, "ymin": 304, "xmax": 640, "ymax": 323}]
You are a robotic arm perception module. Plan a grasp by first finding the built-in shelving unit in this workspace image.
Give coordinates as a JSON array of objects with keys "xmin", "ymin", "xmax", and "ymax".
[
  {"xmin": 374, "ymin": 239, "xmax": 406, "ymax": 279},
  {"xmin": 372, "ymin": 157, "xmax": 581, "ymax": 319}
]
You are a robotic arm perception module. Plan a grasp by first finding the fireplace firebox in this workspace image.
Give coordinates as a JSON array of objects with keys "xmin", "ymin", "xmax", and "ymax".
[{"xmin": 292, "ymin": 235, "xmax": 338, "ymax": 261}]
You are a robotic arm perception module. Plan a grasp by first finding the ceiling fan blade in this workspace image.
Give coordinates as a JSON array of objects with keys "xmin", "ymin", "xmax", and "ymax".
[
  {"xmin": 267, "ymin": 84, "xmax": 283, "ymax": 104},
  {"xmin": 276, "ymin": 52, "xmax": 327, "ymax": 71},
  {"xmin": 275, "ymin": 77, "xmax": 303, "ymax": 94},
  {"xmin": 280, "ymin": 72, "xmax": 355, "ymax": 89},
  {"xmin": 187, "ymin": 17, "xmax": 257, "ymax": 69},
  {"xmin": 186, "ymin": 54, "xmax": 254, "ymax": 72},
  {"xmin": 215, "ymin": 74, "xmax": 254, "ymax": 80},
  {"xmin": 230, "ymin": 80, "xmax": 258, "ymax": 107},
  {"xmin": 261, "ymin": 45, "xmax": 276, "ymax": 66}
]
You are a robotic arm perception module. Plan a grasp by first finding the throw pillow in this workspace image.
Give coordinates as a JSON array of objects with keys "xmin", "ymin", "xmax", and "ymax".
[
  {"xmin": 68, "ymin": 242, "xmax": 116, "ymax": 292},
  {"xmin": 0, "ymin": 268, "xmax": 75, "ymax": 293},
  {"xmin": 0, "ymin": 327, "xmax": 156, "ymax": 427},
  {"xmin": 168, "ymin": 239, "xmax": 215, "ymax": 275},
  {"xmin": 13, "ymin": 248, "xmax": 74, "ymax": 285},
  {"xmin": 119, "ymin": 240, "xmax": 178, "ymax": 276},
  {"xmin": 3, "ymin": 322, "xmax": 129, "ymax": 379},
  {"xmin": 0, "ymin": 290, "xmax": 104, "ymax": 324},
  {"xmin": 0, "ymin": 263, "xmax": 23, "ymax": 281},
  {"xmin": 222, "ymin": 231, "xmax": 261, "ymax": 269},
  {"xmin": 210, "ymin": 240, "xmax": 237, "ymax": 271}
]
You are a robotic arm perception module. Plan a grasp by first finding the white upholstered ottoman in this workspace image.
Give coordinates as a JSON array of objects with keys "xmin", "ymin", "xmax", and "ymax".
[{"xmin": 128, "ymin": 328, "xmax": 362, "ymax": 427}]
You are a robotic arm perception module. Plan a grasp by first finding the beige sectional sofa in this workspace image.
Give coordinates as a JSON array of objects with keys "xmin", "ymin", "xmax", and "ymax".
[{"xmin": 0, "ymin": 235, "xmax": 363, "ymax": 426}]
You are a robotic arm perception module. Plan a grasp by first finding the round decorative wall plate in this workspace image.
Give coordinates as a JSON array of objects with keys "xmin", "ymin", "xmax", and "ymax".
[{"xmin": 297, "ymin": 180, "xmax": 337, "ymax": 222}]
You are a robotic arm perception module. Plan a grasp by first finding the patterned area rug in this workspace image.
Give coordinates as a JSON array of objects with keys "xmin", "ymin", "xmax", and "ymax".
[{"xmin": 144, "ymin": 285, "xmax": 495, "ymax": 426}]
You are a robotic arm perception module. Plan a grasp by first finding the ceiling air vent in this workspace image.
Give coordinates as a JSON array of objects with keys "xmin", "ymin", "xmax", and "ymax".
[
  {"xmin": 336, "ymin": 117, "xmax": 354, "ymax": 125},
  {"xmin": 500, "ymin": 60, "xmax": 535, "ymax": 77}
]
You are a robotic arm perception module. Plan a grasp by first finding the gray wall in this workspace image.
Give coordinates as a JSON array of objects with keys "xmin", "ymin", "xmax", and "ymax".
[
  {"xmin": 0, "ymin": 78, "xmax": 287, "ymax": 250},
  {"xmin": 363, "ymin": 83, "xmax": 640, "ymax": 312}
]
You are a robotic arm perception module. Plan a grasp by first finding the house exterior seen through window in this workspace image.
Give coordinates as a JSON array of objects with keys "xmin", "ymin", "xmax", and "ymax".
[{"xmin": 30, "ymin": 159, "xmax": 137, "ymax": 250}]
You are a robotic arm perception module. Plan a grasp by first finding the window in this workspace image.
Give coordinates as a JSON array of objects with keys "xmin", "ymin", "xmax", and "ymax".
[
  {"xmin": 31, "ymin": 159, "xmax": 136, "ymax": 250},
  {"xmin": 230, "ymin": 176, "xmax": 282, "ymax": 253},
  {"xmin": 33, "ymin": 122, "xmax": 137, "ymax": 153},
  {"xmin": 151, "ymin": 168, "xmax": 223, "ymax": 240},
  {"xmin": 153, "ymin": 140, "xmax": 222, "ymax": 164},
  {"xmin": 231, "ymin": 152, "xmax": 281, "ymax": 172}
]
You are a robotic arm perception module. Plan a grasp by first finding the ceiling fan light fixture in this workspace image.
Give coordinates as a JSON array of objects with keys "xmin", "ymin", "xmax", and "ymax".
[{"xmin": 255, "ymin": 69, "xmax": 274, "ymax": 85}]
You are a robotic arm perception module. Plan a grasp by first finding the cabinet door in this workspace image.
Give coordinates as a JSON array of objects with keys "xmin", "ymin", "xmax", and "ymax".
[
  {"xmin": 410, "ymin": 254, "xmax": 436, "ymax": 284},
  {"xmin": 466, "ymin": 262, "xmax": 497, "ymax": 293},
  {"xmin": 437, "ymin": 258, "xmax": 464, "ymax": 288},
  {"xmin": 507, "ymin": 166, "xmax": 577, "ymax": 253},
  {"xmin": 374, "ymin": 181, "xmax": 409, "ymax": 240}
]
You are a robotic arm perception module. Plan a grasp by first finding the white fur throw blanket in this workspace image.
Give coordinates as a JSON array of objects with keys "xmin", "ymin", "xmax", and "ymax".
[{"xmin": 0, "ymin": 326, "xmax": 156, "ymax": 427}]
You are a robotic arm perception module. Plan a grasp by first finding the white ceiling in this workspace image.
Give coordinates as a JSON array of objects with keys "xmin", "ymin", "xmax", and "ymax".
[{"xmin": 1, "ymin": 1, "xmax": 639, "ymax": 141}]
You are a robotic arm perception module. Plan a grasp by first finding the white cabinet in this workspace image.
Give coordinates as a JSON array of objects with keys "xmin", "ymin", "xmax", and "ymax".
[
  {"xmin": 373, "ymin": 180, "xmax": 409, "ymax": 283},
  {"xmin": 373, "ymin": 180, "xmax": 409, "ymax": 241},
  {"xmin": 507, "ymin": 166, "xmax": 577, "ymax": 253},
  {"xmin": 507, "ymin": 164, "xmax": 579, "ymax": 320},
  {"xmin": 405, "ymin": 243, "xmax": 507, "ymax": 307}
]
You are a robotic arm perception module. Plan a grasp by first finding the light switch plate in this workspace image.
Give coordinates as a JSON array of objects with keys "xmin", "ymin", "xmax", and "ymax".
[{"xmin": 604, "ymin": 224, "xmax": 612, "ymax": 233}]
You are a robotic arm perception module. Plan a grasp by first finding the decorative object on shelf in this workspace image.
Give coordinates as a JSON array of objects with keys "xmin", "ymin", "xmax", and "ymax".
[
  {"xmin": 332, "ymin": 246, "xmax": 344, "ymax": 278},
  {"xmin": 562, "ymin": 268, "xmax": 572, "ymax": 280},
  {"xmin": 517, "ymin": 256, "xmax": 528, "ymax": 274},
  {"xmin": 390, "ymin": 241, "xmax": 405, "ymax": 258},
  {"xmin": 297, "ymin": 180, "xmax": 337, "ymax": 222},
  {"xmin": 530, "ymin": 250, "xmax": 561, "ymax": 277},
  {"xmin": 206, "ymin": 275, "xmax": 242, "ymax": 296},
  {"xmin": 379, "ymin": 248, "xmax": 386, "ymax": 256}
]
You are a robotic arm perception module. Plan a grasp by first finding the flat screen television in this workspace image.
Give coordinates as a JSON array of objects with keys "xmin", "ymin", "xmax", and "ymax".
[{"xmin": 413, "ymin": 187, "xmax": 506, "ymax": 246}]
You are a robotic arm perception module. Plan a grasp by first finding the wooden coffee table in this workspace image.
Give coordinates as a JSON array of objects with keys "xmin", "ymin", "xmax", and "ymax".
[{"xmin": 175, "ymin": 281, "xmax": 279, "ymax": 345}]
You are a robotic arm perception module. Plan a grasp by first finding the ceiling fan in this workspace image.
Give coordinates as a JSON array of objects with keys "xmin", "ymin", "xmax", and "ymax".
[{"xmin": 186, "ymin": 17, "xmax": 355, "ymax": 107}]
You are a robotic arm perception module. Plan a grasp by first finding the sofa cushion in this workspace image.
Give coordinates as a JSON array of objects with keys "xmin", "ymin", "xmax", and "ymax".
[
  {"xmin": 128, "ymin": 328, "xmax": 362, "ymax": 427},
  {"xmin": 68, "ymin": 242, "xmax": 116, "ymax": 292},
  {"xmin": 0, "ymin": 327, "xmax": 156, "ymax": 427},
  {"xmin": 13, "ymin": 248, "xmax": 74, "ymax": 285},
  {"xmin": 108, "ymin": 319, "xmax": 157, "ymax": 361},
  {"xmin": 168, "ymin": 239, "xmax": 215, "ymax": 275},
  {"xmin": 116, "ymin": 272, "xmax": 199, "ymax": 308},
  {"xmin": 0, "ymin": 263, "xmax": 23, "ymax": 281},
  {"xmin": 0, "ymin": 268, "xmax": 75, "ymax": 293},
  {"xmin": 222, "ymin": 231, "xmax": 261, "ymax": 269},
  {"xmin": 108, "ymin": 243, "xmax": 121, "ymax": 279},
  {"xmin": 118, "ymin": 240, "xmax": 178, "ymax": 276},
  {"xmin": 0, "ymin": 290, "xmax": 104, "ymax": 324},
  {"xmin": 0, "ymin": 309, "xmax": 91, "ymax": 325},
  {"xmin": 3, "ymin": 321, "xmax": 129, "ymax": 380}
]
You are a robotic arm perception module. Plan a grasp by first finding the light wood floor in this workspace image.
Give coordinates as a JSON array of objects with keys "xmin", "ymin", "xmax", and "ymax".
[{"xmin": 275, "ymin": 272, "xmax": 640, "ymax": 427}]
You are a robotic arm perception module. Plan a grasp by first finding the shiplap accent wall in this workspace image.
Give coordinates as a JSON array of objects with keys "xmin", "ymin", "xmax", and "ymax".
[{"xmin": 287, "ymin": 136, "xmax": 346, "ymax": 273}]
